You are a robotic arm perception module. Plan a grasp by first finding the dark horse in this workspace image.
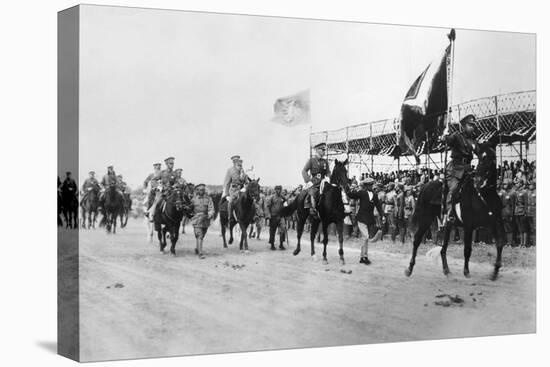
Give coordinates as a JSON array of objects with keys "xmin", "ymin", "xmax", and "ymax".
[
  {"xmin": 61, "ymin": 185, "xmax": 79, "ymax": 229},
  {"xmin": 100, "ymin": 184, "xmax": 125, "ymax": 234},
  {"xmin": 405, "ymin": 144, "xmax": 505, "ymax": 280},
  {"xmin": 153, "ymin": 187, "xmax": 190, "ymax": 256},
  {"xmin": 280, "ymin": 159, "xmax": 349, "ymax": 265},
  {"xmin": 221, "ymin": 179, "xmax": 261, "ymax": 252},
  {"xmin": 80, "ymin": 187, "xmax": 100, "ymax": 229},
  {"xmin": 57, "ymin": 189, "xmax": 64, "ymax": 227}
]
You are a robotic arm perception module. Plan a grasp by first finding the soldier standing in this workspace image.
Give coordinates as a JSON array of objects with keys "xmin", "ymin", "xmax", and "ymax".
[
  {"xmin": 189, "ymin": 183, "xmax": 215, "ymax": 259},
  {"xmin": 384, "ymin": 183, "xmax": 398, "ymax": 242},
  {"xmin": 514, "ymin": 181, "xmax": 528, "ymax": 247},
  {"xmin": 526, "ymin": 181, "xmax": 536, "ymax": 247},
  {"xmin": 266, "ymin": 185, "xmax": 287, "ymax": 251},
  {"xmin": 395, "ymin": 183, "xmax": 405, "ymax": 244},
  {"xmin": 499, "ymin": 180, "xmax": 516, "ymax": 246},
  {"xmin": 223, "ymin": 155, "xmax": 249, "ymax": 222},
  {"xmin": 302, "ymin": 143, "xmax": 331, "ymax": 217},
  {"xmin": 441, "ymin": 114, "xmax": 480, "ymax": 224}
]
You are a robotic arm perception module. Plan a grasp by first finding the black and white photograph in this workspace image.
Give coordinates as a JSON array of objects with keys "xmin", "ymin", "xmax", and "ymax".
[
  {"xmin": 4, "ymin": 1, "xmax": 548, "ymax": 366},
  {"xmin": 54, "ymin": 4, "xmax": 539, "ymax": 362}
]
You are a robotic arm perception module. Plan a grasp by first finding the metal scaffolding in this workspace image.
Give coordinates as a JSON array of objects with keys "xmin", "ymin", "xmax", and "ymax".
[{"xmin": 310, "ymin": 90, "xmax": 536, "ymax": 176}]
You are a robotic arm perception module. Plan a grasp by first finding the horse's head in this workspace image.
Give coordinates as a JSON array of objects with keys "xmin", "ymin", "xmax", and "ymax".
[
  {"xmin": 246, "ymin": 178, "xmax": 261, "ymax": 201},
  {"xmin": 475, "ymin": 143, "xmax": 497, "ymax": 190},
  {"xmin": 167, "ymin": 188, "xmax": 185, "ymax": 212},
  {"xmin": 331, "ymin": 159, "xmax": 351, "ymax": 189}
]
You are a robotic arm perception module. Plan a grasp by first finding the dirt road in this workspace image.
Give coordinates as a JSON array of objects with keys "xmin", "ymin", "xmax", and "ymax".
[{"xmin": 65, "ymin": 219, "xmax": 535, "ymax": 361}]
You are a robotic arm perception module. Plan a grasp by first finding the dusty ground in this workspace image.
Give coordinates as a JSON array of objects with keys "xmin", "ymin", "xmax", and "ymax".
[{"xmin": 61, "ymin": 219, "xmax": 536, "ymax": 362}]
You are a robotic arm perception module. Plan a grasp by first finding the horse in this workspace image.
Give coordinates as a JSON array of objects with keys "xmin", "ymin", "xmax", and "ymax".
[
  {"xmin": 153, "ymin": 187, "xmax": 191, "ymax": 256},
  {"xmin": 218, "ymin": 196, "xmax": 234, "ymax": 248},
  {"xmin": 280, "ymin": 159, "xmax": 349, "ymax": 265},
  {"xmin": 61, "ymin": 185, "xmax": 79, "ymax": 229},
  {"xmin": 404, "ymin": 144, "xmax": 505, "ymax": 280},
  {"xmin": 224, "ymin": 179, "xmax": 261, "ymax": 252},
  {"xmin": 80, "ymin": 187, "xmax": 99, "ymax": 229},
  {"xmin": 100, "ymin": 184, "xmax": 125, "ymax": 234}
]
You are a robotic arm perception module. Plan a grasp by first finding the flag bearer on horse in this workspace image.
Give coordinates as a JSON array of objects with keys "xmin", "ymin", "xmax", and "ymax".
[
  {"xmin": 146, "ymin": 157, "xmax": 177, "ymax": 222},
  {"xmin": 222, "ymin": 155, "xmax": 249, "ymax": 222},
  {"xmin": 302, "ymin": 142, "xmax": 331, "ymax": 217},
  {"xmin": 442, "ymin": 114, "xmax": 480, "ymax": 224},
  {"xmin": 143, "ymin": 163, "xmax": 162, "ymax": 217},
  {"xmin": 81, "ymin": 170, "xmax": 100, "ymax": 201}
]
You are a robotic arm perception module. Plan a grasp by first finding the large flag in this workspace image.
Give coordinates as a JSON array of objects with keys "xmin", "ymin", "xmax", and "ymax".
[
  {"xmin": 399, "ymin": 32, "xmax": 454, "ymax": 157},
  {"xmin": 272, "ymin": 89, "xmax": 311, "ymax": 126}
]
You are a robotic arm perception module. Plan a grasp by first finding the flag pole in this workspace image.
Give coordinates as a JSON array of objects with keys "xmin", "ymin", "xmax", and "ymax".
[{"xmin": 441, "ymin": 29, "xmax": 456, "ymax": 224}]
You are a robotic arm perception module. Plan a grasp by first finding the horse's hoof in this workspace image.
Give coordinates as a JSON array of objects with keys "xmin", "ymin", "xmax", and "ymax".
[
  {"xmin": 322, "ymin": 259, "xmax": 328, "ymax": 265},
  {"xmin": 444, "ymin": 270, "xmax": 452, "ymax": 278},
  {"xmin": 223, "ymin": 244, "xmax": 228, "ymax": 249},
  {"xmin": 404, "ymin": 268, "xmax": 412, "ymax": 277},
  {"xmin": 490, "ymin": 272, "xmax": 499, "ymax": 281},
  {"xmin": 293, "ymin": 249, "xmax": 300, "ymax": 256},
  {"xmin": 339, "ymin": 258, "xmax": 345, "ymax": 266},
  {"xmin": 171, "ymin": 251, "xmax": 176, "ymax": 257},
  {"xmin": 228, "ymin": 239, "xmax": 234, "ymax": 245},
  {"xmin": 464, "ymin": 271, "xmax": 471, "ymax": 278}
]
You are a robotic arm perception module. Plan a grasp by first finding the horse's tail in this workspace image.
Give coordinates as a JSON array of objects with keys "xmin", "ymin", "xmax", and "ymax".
[{"xmin": 279, "ymin": 198, "xmax": 298, "ymax": 218}]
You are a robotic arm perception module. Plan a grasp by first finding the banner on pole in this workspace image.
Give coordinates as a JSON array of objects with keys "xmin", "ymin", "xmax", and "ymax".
[
  {"xmin": 398, "ymin": 38, "xmax": 452, "ymax": 157},
  {"xmin": 271, "ymin": 89, "xmax": 311, "ymax": 127}
]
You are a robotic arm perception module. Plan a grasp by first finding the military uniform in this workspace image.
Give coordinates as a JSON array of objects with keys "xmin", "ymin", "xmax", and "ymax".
[
  {"xmin": 515, "ymin": 185, "xmax": 528, "ymax": 246},
  {"xmin": 267, "ymin": 189, "xmax": 287, "ymax": 250},
  {"xmin": 302, "ymin": 153, "xmax": 331, "ymax": 212},
  {"xmin": 148, "ymin": 157, "xmax": 176, "ymax": 221},
  {"xmin": 223, "ymin": 156, "xmax": 249, "ymax": 221},
  {"xmin": 384, "ymin": 185, "xmax": 398, "ymax": 242},
  {"xmin": 403, "ymin": 190, "xmax": 415, "ymax": 243},
  {"xmin": 375, "ymin": 187, "xmax": 386, "ymax": 231},
  {"xmin": 62, "ymin": 176, "xmax": 77, "ymax": 194},
  {"xmin": 81, "ymin": 176, "xmax": 99, "ymax": 202},
  {"xmin": 499, "ymin": 185, "xmax": 515, "ymax": 246},
  {"xmin": 395, "ymin": 185, "xmax": 406, "ymax": 243},
  {"xmin": 526, "ymin": 186, "xmax": 536, "ymax": 246},
  {"xmin": 190, "ymin": 194, "xmax": 215, "ymax": 237},
  {"xmin": 100, "ymin": 172, "xmax": 119, "ymax": 189}
]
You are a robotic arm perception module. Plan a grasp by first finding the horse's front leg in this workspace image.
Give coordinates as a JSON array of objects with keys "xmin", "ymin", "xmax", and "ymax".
[
  {"xmin": 293, "ymin": 216, "xmax": 305, "ymax": 256},
  {"xmin": 322, "ymin": 222, "xmax": 329, "ymax": 265},
  {"xmin": 405, "ymin": 220, "xmax": 430, "ymax": 277},
  {"xmin": 336, "ymin": 221, "xmax": 345, "ymax": 265},
  {"xmin": 221, "ymin": 221, "xmax": 228, "ymax": 248},
  {"xmin": 170, "ymin": 226, "xmax": 177, "ymax": 256},
  {"xmin": 228, "ymin": 220, "xmax": 234, "ymax": 245},
  {"xmin": 491, "ymin": 221, "xmax": 505, "ymax": 281},
  {"xmin": 309, "ymin": 218, "xmax": 320, "ymax": 259},
  {"xmin": 441, "ymin": 224, "xmax": 452, "ymax": 276},
  {"xmin": 463, "ymin": 228, "xmax": 473, "ymax": 278}
]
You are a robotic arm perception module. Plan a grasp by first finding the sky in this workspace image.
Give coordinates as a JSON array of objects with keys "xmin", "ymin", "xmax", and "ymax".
[{"xmin": 75, "ymin": 5, "xmax": 536, "ymax": 188}]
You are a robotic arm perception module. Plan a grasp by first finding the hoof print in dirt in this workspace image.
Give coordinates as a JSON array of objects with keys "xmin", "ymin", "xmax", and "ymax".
[
  {"xmin": 339, "ymin": 269, "xmax": 352, "ymax": 275},
  {"xmin": 434, "ymin": 294, "xmax": 464, "ymax": 307}
]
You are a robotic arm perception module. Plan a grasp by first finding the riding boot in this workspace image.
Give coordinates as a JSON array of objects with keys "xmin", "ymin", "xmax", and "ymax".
[{"xmin": 227, "ymin": 200, "xmax": 233, "ymax": 222}]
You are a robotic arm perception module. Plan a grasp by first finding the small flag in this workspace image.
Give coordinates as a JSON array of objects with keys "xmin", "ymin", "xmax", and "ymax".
[
  {"xmin": 272, "ymin": 90, "xmax": 310, "ymax": 126},
  {"xmin": 399, "ymin": 36, "xmax": 453, "ymax": 156}
]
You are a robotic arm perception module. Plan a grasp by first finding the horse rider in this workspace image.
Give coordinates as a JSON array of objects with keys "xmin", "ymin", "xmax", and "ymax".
[
  {"xmin": 143, "ymin": 163, "xmax": 162, "ymax": 218},
  {"xmin": 441, "ymin": 114, "xmax": 480, "ymax": 224},
  {"xmin": 302, "ymin": 142, "xmax": 331, "ymax": 217},
  {"xmin": 62, "ymin": 171, "xmax": 78, "ymax": 196},
  {"xmin": 81, "ymin": 170, "xmax": 100, "ymax": 202},
  {"xmin": 174, "ymin": 168, "xmax": 187, "ymax": 189},
  {"xmin": 223, "ymin": 155, "xmax": 249, "ymax": 222},
  {"xmin": 147, "ymin": 157, "xmax": 177, "ymax": 222},
  {"xmin": 117, "ymin": 174, "xmax": 128, "ymax": 193}
]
